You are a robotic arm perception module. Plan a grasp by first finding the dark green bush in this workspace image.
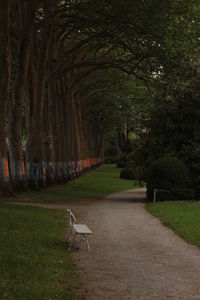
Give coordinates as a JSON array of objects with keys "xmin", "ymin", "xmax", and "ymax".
[
  {"xmin": 116, "ymin": 159, "xmax": 126, "ymax": 168},
  {"xmin": 120, "ymin": 167, "xmax": 145, "ymax": 181},
  {"xmin": 104, "ymin": 157, "xmax": 119, "ymax": 164},
  {"xmin": 122, "ymin": 140, "xmax": 133, "ymax": 153},
  {"xmin": 120, "ymin": 168, "xmax": 134, "ymax": 180},
  {"xmin": 131, "ymin": 165, "xmax": 144, "ymax": 181},
  {"xmin": 195, "ymin": 186, "xmax": 200, "ymax": 200},
  {"xmin": 170, "ymin": 188, "xmax": 195, "ymax": 201},
  {"xmin": 104, "ymin": 147, "xmax": 120, "ymax": 164},
  {"xmin": 107, "ymin": 147, "xmax": 119, "ymax": 157},
  {"xmin": 155, "ymin": 189, "xmax": 172, "ymax": 201},
  {"xmin": 145, "ymin": 156, "xmax": 192, "ymax": 201}
]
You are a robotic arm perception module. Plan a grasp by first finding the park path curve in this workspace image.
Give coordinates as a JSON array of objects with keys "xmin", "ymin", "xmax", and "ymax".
[
  {"xmin": 7, "ymin": 188, "xmax": 200, "ymax": 299},
  {"xmin": 69, "ymin": 188, "xmax": 200, "ymax": 300}
]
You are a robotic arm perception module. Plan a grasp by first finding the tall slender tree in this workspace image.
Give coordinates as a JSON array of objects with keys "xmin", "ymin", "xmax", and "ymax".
[
  {"xmin": 0, "ymin": 0, "xmax": 12, "ymax": 194},
  {"xmin": 9, "ymin": 1, "xmax": 36, "ymax": 188}
]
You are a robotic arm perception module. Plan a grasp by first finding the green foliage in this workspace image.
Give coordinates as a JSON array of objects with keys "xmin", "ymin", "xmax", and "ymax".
[
  {"xmin": 146, "ymin": 202, "xmax": 200, "ymax": 248},
  {"xmin": 139, "ymin": 60, "xmax": 200, "ymax": 187},
  {"xmin": 107, "ymin": 147, "xmax": 119, "ymax": 157},
  {"xmin": 122, "ymin": 140, "xmax": 133, "ymax": 154},
  {"xmin": 124, "ymin": 145, "xmax": 150, "ymax": 181},
  {"xmin": 120, "ymin": 168, "xmax": 134, "ymax": 180},
  {"xmin": 170, "ymin": 188, "xmax": 196, "ymax": 201},
  {"xmin": 155, "ymin": 189, "xmax": 172, "ymax": 201},
  {"xmin": 154, "ymin": 188, "xmax": 196, "ymax": 201},
  {"xmin": 196, "ymin": 186, "xmax": 200, "ymax": 200},
  {"xmin": 116, "ymin": 159, "xmax": 126, "ymax": 168},
  {"xmin": 145, "ymin": 156, "xmax": 192, "ymax": 201},
  {"xmin": 104, "ymin": 146, "xmax": 120, "ymax": 163},
  {"xmin": 68, "ymin": 0, "xmax": 200, "ymax": 189},
  {"xmin": 104, "ymin": 157, "xmax": 119, "ymax": 164},
  {"xmin": 0, "ymin": 204, "xmax": 84, "ymax": 300},
  {"xmin": 8, "ymin": 0, "xmax": 200, "ymax": 192}
]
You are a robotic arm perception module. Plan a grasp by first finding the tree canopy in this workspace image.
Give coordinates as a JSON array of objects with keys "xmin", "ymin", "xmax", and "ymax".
[{"xmin": 0, "ymin": 0, "xmax": 200, "ymax": 193}]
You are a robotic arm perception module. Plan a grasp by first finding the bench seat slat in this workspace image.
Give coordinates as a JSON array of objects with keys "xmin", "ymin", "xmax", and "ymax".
[{"xmin": 73, "ymin": 224, "xmax": 92, "ymax": 234}]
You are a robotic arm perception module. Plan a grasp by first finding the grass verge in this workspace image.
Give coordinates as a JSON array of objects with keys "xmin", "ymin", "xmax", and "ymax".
[
  {"xmin": 0, "ymin": 204, "xmax": 85, "ymax": 300},
  {"xmin": 6, "ymin": 164, "xmax": 136, "ymax": 203},
  {"xmin": 146, "ymin": 201, "xmax": 200, "ymax": 248}
]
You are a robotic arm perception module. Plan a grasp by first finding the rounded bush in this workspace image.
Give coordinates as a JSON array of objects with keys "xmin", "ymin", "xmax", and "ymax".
[
  {"xmin": 195, "ymin": 186, "xmax": 200, "ymax": 200},
  {"xmin": 120, "ymin": 168, "xmax": 134, "ymax": 180},
  {"xmin": 107, "ymin": 147, "xmax": 119, "ymax": 157},
  {"xmin": 116, "ymin": 159, "xmax": 126, "ymax": 168},
  {"xmin": 170, "ymin": 188, "xmax": 195, "ymax": 201},
  {"xmin": 145, "ymin": 156, "xmax": 192, "ymax": 201},
  {"xmin": 104, "ymin": 157, "xmax": 118, "ymax": 164},
  {"xmin": 154, "ymin": 189, "xmax": 172, "ymax": 201}
]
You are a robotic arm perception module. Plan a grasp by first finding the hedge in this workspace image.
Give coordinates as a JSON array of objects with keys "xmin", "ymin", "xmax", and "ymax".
[
  {"xmin": 145, "ymin": 156, "xmax": 192, "ymax": 201},
  {"xmin": 152, "ymin": 188, "xmax": 196, "ymax": 201},
  {"xmin": 120, "ymin": 168, "xmax": 134, "ymax": 180},
  {"xmin": 170, "ymin": 188, "xmax": 195, "ymax": 201}
]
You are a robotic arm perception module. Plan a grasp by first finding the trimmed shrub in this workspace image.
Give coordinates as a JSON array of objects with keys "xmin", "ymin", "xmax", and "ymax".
[
  {"xmin": 145, "ymin": 156, "xmax": 192, "ymax": 201},
  {"xmin": 195, "ymin": 186, "xmax": 200, "ymax": 200},
  {"xmin": 116, "ymin": 159, "xmax": 126, "ymax": 168},
  {"xmin": 120, "ymin": 168, "xmax": 134, "ymax": 180},
  {"xmin": 155, "ymin": 189, "xmax": 172, "ymax": 201},
  {"xmin": 104, "ymin": 157, "xmax": 119, "ymax": 164},
  {"xmin": 132, "ymin": 165, "xmax": 144, "ymax": 181},
  {"xmin": 146, "ymin": 187, "xmax": 172, "ymax": 201},
  {"xmin": 107, "ymin": 147, "xmax": 119, "ymax": 157},
  {"xmin": 104, "ymin": 147, "xmax": 120, "ymax": 164},
  {"xmin": 122, "ymin": 140, "xmax": 133, "ymax": 153},
  {"xmin": 170, "ymin": 188, "xmax": 195, "ymax": 201}
]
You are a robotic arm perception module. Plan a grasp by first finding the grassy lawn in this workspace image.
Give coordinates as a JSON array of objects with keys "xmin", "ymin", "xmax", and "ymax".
[
  {"xmin": 0, "ymin": 203, "xmax": 85, "ymax": 300},
  {"xmin": 146, "ymin": 202, "xmax": 200, "ymax": 248},
  {"xmin": 7, "ymin": 164, "xmax": 135, "ymax": 203}
]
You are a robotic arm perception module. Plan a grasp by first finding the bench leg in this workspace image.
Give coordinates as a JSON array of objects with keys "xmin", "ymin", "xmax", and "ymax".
[
  {"xmin": 65, "ymin": 226, "xmax": 73, "ymax": 245},
  {"xmin": 68, "ymin": 232, "xmax": 76, "ymax": 251},
  {"xmin": 83, "ymin": 234, "xmax": 91, "ymax": 252}
]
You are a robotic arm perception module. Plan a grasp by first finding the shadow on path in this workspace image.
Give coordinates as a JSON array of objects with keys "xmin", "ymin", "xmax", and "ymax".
[{"xmin": 104, "ymin": 187, "xmax": 146, "ymax": 203}]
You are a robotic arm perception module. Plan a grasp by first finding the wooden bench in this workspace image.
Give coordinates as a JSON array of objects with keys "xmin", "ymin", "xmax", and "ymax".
[{"xmin": 65, "ymin": 209, "xmax": 92, "ymax": 252}]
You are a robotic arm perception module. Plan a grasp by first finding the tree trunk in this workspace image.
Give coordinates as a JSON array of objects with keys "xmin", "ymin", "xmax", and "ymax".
[
  {"xmin": 9, "ymin": 1, "xmax": 35, "ymax": 189},
  {"xmin": 0, "ymin": 0, "xmax": 13, "ymax": 195},
  {"xmin": 26, "ymin": 6, "xmax": 52, "ymax": 188}
]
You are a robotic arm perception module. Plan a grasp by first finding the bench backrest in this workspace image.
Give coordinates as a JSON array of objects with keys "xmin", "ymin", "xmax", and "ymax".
[{"xmin": 67, "ymin": 209, "xmax": 77, "ymax": 226}]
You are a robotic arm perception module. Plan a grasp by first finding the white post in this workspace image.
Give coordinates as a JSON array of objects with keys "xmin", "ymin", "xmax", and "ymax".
[{"xmin": 153, "ymin": 189, "xmax": 157, "ymax": 202}]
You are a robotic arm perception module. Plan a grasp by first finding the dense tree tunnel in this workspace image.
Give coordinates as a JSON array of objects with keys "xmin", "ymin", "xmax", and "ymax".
[{"xmin": 0, "ymin": 0, "xmax": 199, "ymax": 193}]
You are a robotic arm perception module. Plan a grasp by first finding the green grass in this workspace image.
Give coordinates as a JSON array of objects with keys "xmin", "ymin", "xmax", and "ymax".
[
  {"xmin": 0, "ymin": 203, "xmax": 85, "ymax": 300},
  {"xmin": 0, "ymin": 165, "xmax": 136, "ymax": 299},
  {"xmin": 10, "ymin": 164, "xmax": 136, "ymax": 203},
  {"xmin": 146, "ymin": 201, "xmax": 200, "ymax": 248}
]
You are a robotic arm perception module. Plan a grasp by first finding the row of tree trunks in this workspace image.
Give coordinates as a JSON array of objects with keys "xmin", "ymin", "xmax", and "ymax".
[
  {"xmin": 0, "ymin": 0, "xmax": 12, "ymax": 194},
  {"xmin": 0, "ymin": 2, "xmax": 103, "ymax": 194}
]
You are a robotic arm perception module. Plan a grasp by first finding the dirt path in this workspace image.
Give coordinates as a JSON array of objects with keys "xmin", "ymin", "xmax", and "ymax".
[{"xmin": 70, "ymin": 188, "xmax": 200, "ymax": 300}]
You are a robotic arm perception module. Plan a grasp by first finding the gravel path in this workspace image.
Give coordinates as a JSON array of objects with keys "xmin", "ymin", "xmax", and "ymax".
[{"xmin": 70, "ymin": 188, "xmax": 200, "ymax": 300}]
